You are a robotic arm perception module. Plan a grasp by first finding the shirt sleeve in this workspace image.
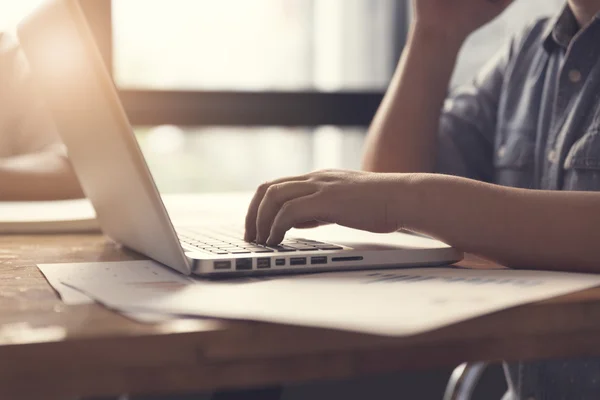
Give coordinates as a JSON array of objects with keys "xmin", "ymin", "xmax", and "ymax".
[
  {"xmin": 436, "ymin": 40, "xmax": 513, "ymax": 182},
  {"xmin": 0, "ymin": 33, "xmax": 62, "ymax": 157}
]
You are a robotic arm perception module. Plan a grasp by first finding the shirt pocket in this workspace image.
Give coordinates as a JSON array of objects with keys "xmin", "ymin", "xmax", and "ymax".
[
  {"xmin": 494, "ymin": 131, "xmax": 536, "ymax": 188},
  {"xmin": 563, "ymin": 128, "xmax": 600, "ymax": 191}
]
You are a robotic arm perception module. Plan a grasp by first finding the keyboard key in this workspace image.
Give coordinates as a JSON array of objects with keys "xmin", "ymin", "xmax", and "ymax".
[
  {"xmin": 283, "ymin": 244, "xmax": 318, "ymax": 251},
  {"xmin": 316, "ymin": 245, "xmax": 344, "ymax": 251},
  {"xmin": 245, "ymin": 248, "xmax": 275, "ymax": 253},
  {"xmin": 179, "ymin": 228, "xmax": 342, "ymax": 257},
  {"xmin": 269, "ymin": 246, "xmax": 297, "ymax": 253}
]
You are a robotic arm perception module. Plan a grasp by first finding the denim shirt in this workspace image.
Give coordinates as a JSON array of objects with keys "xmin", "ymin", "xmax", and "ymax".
[{"xmin": 436, "ymin": 6, "xmax": 600, "ymax": 400}]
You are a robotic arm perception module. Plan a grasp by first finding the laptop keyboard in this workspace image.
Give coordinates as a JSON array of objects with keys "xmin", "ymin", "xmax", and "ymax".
[{"xmin": 177, "ymin": 226, "xmax": 343, "ymax": 255}]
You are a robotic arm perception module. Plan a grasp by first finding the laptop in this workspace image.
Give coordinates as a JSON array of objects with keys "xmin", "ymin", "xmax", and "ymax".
[{"xmin": 17, "ymin": 0, "xmax": 463, "ymax": 277}]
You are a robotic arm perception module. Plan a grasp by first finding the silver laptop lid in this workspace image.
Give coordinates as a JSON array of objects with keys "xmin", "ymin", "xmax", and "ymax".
[{"xmin": 18, "ymin": 0, "xmax": 191, "ymax": 274}]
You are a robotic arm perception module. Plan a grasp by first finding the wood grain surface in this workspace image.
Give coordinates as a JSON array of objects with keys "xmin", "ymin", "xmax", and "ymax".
[{"xmin": 2, "ymin": 234, "xmax": 600, "ymax": 399}]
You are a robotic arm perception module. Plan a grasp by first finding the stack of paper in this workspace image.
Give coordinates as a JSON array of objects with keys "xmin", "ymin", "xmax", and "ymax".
[
  {"xmin": 39, "ymin": 260, "xmax": 188, "ymax": 323},
  {"xmin": 0, "ymin": 192, "xmax": 253, "ymax": 234},
  {"xmin": 0, "ymin": 199, "xmax": 98, "ymax": 234},
  {"xmin": 38, "ymin": 260, "xmax": 600, "ymax": 336}
]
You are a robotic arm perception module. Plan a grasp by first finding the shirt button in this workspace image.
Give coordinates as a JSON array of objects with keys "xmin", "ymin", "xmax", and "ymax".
[
  {"xmin": 568, "ymin": 69, "xmax": 582, "ymax": 83},
  {"xmin": 548, "ymin": 149, "xmax": 557, "ymax": 163},
  {"xmin": 498, "ymin": 145, "xmax": 507, "ymax": 158}
]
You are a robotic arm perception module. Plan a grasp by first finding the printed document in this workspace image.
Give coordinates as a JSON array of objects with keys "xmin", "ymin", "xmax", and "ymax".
[{"xmin": 40, "ymin": 260, "xmax": 600, "ymax": 336}]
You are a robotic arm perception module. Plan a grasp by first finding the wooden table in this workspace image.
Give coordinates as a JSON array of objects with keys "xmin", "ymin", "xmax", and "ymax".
[{"xmin": 2, "ymin": 234, "xmax": 600, "ymax": 400}]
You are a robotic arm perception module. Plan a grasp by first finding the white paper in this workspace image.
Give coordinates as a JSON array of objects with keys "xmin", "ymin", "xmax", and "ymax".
[
  {"xmin": 0, "ymin": 199, "xmax": 99, "ymax": 233},
  {"xmin": 0, "ymin": 193, "xmax": 252, "ymax": 225},
  {"xmin": 38, "ymin": 261, "xmax": 193, "ymax": 323},
  {"xmin": 0, "ymin": 192, "xmax": 252, "ymax": 234},
  {"xmin": 35, "ymin": 272, "xmax": 173, "ymax": 323},
  {"xmin": 0, "ymin": 199, "xmax": 95, "ymax": 223},
  {"xmin": 57, "ymin": 261, "xmax": 600, "ymax": 336},
  {"xmin": 38, "ymin": 263, "xmax": 94, "ymax": 305}
]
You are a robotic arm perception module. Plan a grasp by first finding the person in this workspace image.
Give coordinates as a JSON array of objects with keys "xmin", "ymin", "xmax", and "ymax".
[
  {"xmin": 245, "ymin": 0, "xmax": 600, "ymax": 398},
  {"xmin": 0, "ymin": 32, "xmax": 82, "ymax": 200}
]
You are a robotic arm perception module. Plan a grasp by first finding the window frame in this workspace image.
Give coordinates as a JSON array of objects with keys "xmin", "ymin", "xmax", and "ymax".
[{"xmin": 83, "ymin": 0, "xmax": 409, "ymax": 128}]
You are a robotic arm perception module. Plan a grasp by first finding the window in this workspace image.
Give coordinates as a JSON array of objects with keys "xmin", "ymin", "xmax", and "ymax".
[
  {"xmin": 2, "ymin": 1, "xmax": 568, "ymax": 193},
  {"xmin": 112, "ymin": 0, "xmax": 400, "ymax": 192},
  {"xmin": 113, "ymin": 0, "xmax": 396, "ymax": 91},
  {"xmin": 0, "ymin": 0, "xmax": 45, "ymax": 34},
  {"xmin": 137, "ymin": 126, "xmax": 366, "ymax": 192}
]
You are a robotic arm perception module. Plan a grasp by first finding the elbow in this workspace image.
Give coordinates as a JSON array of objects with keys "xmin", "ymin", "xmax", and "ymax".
[
  {"xmin": 361, "ymin": 153, "xmax": 397, "ymax": 173},
  {"xmin": 361, "ymin": 148, "xmax": 378, "ymax": 172},
  {"xmin": 361, "ymin": 159, "xmax": 380, "ymax": 173},
  {"xmin": 362, "ymin": 162, "xmax": 391, "ymax": 173}
]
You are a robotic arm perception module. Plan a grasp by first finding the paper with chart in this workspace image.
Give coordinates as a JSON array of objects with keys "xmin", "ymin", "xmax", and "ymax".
[
  {"xmin": 38, "ymin": 261, "xmax": 194, "ymax": 323},
  {"xmin": 50, "ymin": 260, "xmax": 600, "ymax": 336}
]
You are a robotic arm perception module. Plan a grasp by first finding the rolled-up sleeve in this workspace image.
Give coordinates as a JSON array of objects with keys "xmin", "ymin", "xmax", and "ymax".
[{"xmin": 436, "ymin": 40, "xmax": 513, "ymax": 182}]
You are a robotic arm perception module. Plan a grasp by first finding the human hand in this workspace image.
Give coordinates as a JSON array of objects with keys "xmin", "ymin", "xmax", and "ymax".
[
  {"xmin": 244, "ymin": 169, "xmax": 415, "ymax": 246},
  {"xmin": 412, "ymin": 0, "xmax": 514, "ymax": 41}
]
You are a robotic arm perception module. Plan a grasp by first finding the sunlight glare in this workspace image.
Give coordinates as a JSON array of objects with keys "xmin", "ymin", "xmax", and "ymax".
[{"xmin": 0, "ymin": 0, "xmax": 45, "ymax": 34}]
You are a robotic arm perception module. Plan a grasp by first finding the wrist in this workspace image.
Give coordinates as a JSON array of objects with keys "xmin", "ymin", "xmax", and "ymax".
[
  {"xmin": 395, "ymin": 173, "xmax": 454, "ymax": 235},
  {"xmin": 389, "ymin": 173, "xmax": 428, "ymax": 231}
]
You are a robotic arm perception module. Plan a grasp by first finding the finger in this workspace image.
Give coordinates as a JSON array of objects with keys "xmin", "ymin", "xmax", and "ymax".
[
  {"xmin": 267, "ymin": 194, "xmax": 328, "ymax": 246},
  {"xmin": 293, "ymin": 221, "xmax": 325, "ymax": 229},
  {"xmin": 244, "ymin": 175, "xmax": 309, "ymax": 241},
  {"xmin": 256, "ymin": 181, "xmax": 317, "ymax": 243}
]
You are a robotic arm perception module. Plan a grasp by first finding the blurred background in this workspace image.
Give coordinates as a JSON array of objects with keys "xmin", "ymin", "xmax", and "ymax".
[
  {"xmin": 0, "ymin": 1, "xmax": 566, "ymax": 397},
  {"xmin": 0, "ymin": 0, "xmax": 565, "ymax": 195}
]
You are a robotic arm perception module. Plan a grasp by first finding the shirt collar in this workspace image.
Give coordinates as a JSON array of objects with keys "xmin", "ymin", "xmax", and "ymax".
[{"xmin": 542, "ymin": 4, "xmax": 580, "ymax": 52}]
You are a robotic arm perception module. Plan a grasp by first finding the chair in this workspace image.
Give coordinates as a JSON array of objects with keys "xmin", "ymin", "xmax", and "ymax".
[{"xmin": 443, "ymin": 362, "xmax": 490, "ymax": 400}]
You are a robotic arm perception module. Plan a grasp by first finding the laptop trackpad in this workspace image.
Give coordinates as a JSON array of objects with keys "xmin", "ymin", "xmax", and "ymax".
[{"xmin": 290, "ymin": 225, "xmax": 452, "ymax": 251}]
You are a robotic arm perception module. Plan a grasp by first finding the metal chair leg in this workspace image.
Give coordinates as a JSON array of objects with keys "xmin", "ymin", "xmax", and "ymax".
[{"xmin": 443, "ymin": 362, "xmax": 489, "ymax": 400}]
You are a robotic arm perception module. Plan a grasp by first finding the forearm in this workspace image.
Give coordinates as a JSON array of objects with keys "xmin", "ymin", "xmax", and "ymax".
[
  {"xmin": 362, "ymin": 26, "xmax": 464, "ymax": 173},
  {"xmin": 407, "ymin": 175, "xmax": 600, "ymax": 272},
  {"xmin": 0, "ymin": 149, "xmax": 84, "ymax": 201}
]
